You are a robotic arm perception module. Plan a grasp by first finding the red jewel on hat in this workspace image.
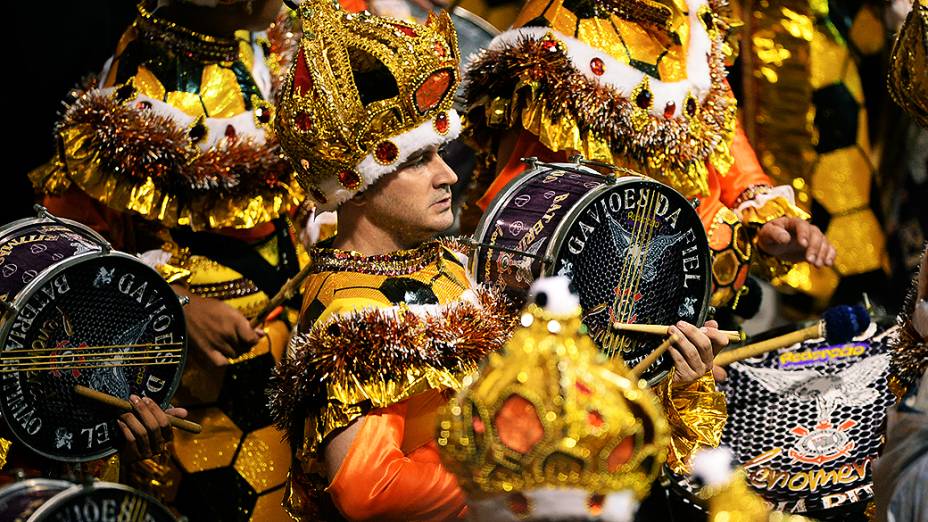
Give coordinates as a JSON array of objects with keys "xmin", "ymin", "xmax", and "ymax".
[
  {"xmin": 337, "ymin": 169, "xmax": 362, "ymax": 189},
  {"xmin": 590, "ymin": 57, "xmax": 605, "ymax": 76},
  {"xmin": 390, "ymin": 23, "xmax": 417, "ymax": 37},
  {"xmin": 686, "ymin": 97, "xmax": 697, "ymax": 116},
  {"xmin": 588, "ymin": 494, "xmax": 605, "ymax": 516},
  {"xmin": 433, "ymin": 112, "xmax": 450, "ymax": 135},
  {"xmin": 635, "ymin": 88, "xmax": 652, "ymax": 109},
  {"xmin": 588, "ymin": 410, "xmax": 604, "ymax": 427},
  {"xmin": 542, "ymin": 39, "xmax": 559, "ymax": 52},
  {"xmin": 224, "ymin": 124, "xmax": 237, "ymax": 138},
  {"xmin": 374, "ymin": 140, "xmax": 399, "ymax": 164},
  {"xmin": 414, "ymin": 70, "xmax": 452, "ymax": 112},
  {"xmin": 663, "ymin": 101, "xmax": 676, "ymax": 119},
  {"xmin": 135, "ymin": 100, "xmax": 152, "ymax": 110},
  {"xmin": 295, "ymin": 111, "xmax": 313, "ymax": 131},
  {"xmin": 434, "ymin": 42, "xmax": 446, "ymax": 57}
]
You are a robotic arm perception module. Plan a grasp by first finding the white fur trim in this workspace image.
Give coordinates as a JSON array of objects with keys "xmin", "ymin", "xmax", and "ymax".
[
  {"xmin": 481, "ymin": 0, "xmax": 714, "ymax": 119},
  {"xmin": 734, "ymin": 185, "xmax": 798, "ymax": 217},
  {"xmin": 692, "ymin": 447, "xmax": 735, "ymax": 488},
  {"xmin": 466, "ymin": 489, "xmax": 638, "ymax": 522},
  {"xmin": 315, "ymin": 109, "xmax": 462, "ymax": 210},
  {"xmin": 138, "ymin": 249, "xmax": 172, "ymax": 269},
  {"xmin": 98, "ymin": 87, "xmax": 270, "ymax": 152}
]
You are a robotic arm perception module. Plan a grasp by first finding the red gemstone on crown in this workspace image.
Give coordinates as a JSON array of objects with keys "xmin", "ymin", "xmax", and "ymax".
[
  {"xmin": 664, "ymin": 101, "xmax": 676, "ymax": 119},
  {"xmin": 588, "ymin": 410, "xmax": 604, "ymax": 427},
  {"xmin": 135, "ymin": 101, "xmax": 152, "ymax": 110},
  {"xmin": 434, "ymin": 112, "xmax": 450, "ymax": 134},
  {"xmin": 337, "ymin": 169, "xmax": 362, "ymax": 189},
  {"xmin": 590, "ymin": 57, "xmax": 605, "ymax": 76},
  {"xmin": 293, "ymin": 47, "xmax": 314, "ymax": 96},
  {"xmin": 391, "ymin": 24, "xmax": 417, "ymax": 37},
  {"xmin": 635, "ymin": 89, "xmax": 652, "ymax": 109},
  {"xmin": 542, "ymin": 39, "xmax": 559, "ymax": 52},
  {"xmin": 414, "ymin": 70, "xmax": 452, "ymax": 113},
  {"xmin": 375, "ymin": 141, "xmax": 399, "ymax": 164},
  {"xmin": 295, "ymin": 111, "xmax": 313, "ymax": 131},
  {"xmin": 434, "ymin": 42, "xmax": 447, "ymax": 57},
  {"xmin": 224, "ymin": 125, "xmax": 237, "ymax": 138},
  {"xmin": 508, "ymin": 493, "xmax": 530, "ymax": 516}
]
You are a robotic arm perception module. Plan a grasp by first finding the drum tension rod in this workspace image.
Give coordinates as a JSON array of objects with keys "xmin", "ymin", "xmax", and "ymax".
[{"xmin": 461, "ymin": 237, "xmax": 553, "ymax": 263}]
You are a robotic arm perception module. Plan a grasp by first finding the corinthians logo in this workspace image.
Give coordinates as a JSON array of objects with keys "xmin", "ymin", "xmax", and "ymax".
[{"xmin": 788, "ymin": 420, "xmax": 857, "ymax": 465}]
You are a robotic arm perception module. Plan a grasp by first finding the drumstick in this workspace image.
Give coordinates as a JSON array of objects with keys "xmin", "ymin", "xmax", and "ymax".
[
  {"xmin": 714, "ymin": 305, "xmax": 869, "ymax": 367},
  {"xmin": 74, "ymin": 385, "xmax": 202, "ymax": 434},
  {"xmin": 630, "ymin": 334, "xmax": 678, "ymax": 378},
  {"xmin": 249, "ymin": 261, "xmax": 315, "ymax": 328},
  {"xmin": 613, "ymin": 322, "xmax": 743, "ymax": 343}
]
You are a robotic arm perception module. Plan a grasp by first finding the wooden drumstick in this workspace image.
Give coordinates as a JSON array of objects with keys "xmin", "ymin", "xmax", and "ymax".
[
  {"xmin": 630, "ymin": 334, "xmax": 678, "ymax": 378},
  {"xmin": 714, "ymin": 304, "xmax": 870, "ymax": 367},
  {"xmin": 613, "ymin": 322, "xmax": 743, "ymax": 343},
  {"xmin": 249, "ymin": 261, "xmax": 316, "ymax": 328},
  {"xmin": 74, "ymin": 385, "xmax": 202, "ymax": 434}
]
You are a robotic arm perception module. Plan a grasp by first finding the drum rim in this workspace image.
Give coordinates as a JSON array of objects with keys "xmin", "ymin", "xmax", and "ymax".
[
  {"xmin": 469, "ymin": 161, "xmax": 605, "ymax": 278},
  {"xmin": 451, "ymin": 6, "xmax": 501, "ymax": 38},
  {"xmin": 0, "ymin": 478, "xmax": 72, "ymax": 503},
  {"xmin": 0, "ymin": 251, "xmax": 188, "ymax": 463},
  {"xmin": 0, "ymin": 215, "xmax": 110, "ymax": 251},
  {"xmin": 27, "ymin": 481, "xmax": 178, "ymax": 522}
]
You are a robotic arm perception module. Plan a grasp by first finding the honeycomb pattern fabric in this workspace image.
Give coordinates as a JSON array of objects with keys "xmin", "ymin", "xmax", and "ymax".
[
  {"xmin": 718, "ymin": 324, "xmax": 896, "ymax": 519},
  {"xmin": 737, "ymin": 0, "xmax": 890, "ymax": 307}
]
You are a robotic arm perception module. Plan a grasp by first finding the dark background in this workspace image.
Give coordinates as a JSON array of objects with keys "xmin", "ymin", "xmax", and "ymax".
[{"xmin": 7, "ymin": 3, "xmax": 136, "ymax": 225}]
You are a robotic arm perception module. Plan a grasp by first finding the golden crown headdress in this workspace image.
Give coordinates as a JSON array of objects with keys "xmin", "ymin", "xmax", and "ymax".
[
  {"xmin": 436, "ymin": 278, "xmax": 670, "ymax": 521},
  {"xmin": 275, "ymin": 0, "xmax": 462, "ymax": 209}
]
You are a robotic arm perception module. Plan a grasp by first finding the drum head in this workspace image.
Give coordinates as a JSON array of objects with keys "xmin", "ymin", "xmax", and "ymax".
[
  {"xmin": 28, "ymin": 482, "xmax": 177, "ymax": 522},
  {"xmin": 0, "ymin": 253, "xmax": 186, "ymax": 462},
  {"xmin": 720, "ymin": 322, "xmax": 896, "ymax": 517},
  {"xmin": 548, "ymin": 177, "xmax": 710, "ymax": 382},
  {"xmin": 0, "ymin": 479, "xmax": 71, "ymax": 521}
]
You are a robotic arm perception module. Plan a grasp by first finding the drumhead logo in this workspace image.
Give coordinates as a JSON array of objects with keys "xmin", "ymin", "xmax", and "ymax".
[{"xmin": 788, "ymin": 420, "xmax": 857, "ymax": 465}]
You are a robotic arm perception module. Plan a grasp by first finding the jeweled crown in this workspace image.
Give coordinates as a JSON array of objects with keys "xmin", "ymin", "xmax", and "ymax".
[
  {"xmin": 436, "ymin": 281, "xmax": 670, "ymax": 518},
  {"xmin": 275, "ymin": 0, "xmax": 462, "ymax": 209}
]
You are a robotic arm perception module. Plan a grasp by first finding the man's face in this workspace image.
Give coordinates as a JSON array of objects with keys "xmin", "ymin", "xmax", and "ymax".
[{"xmin": 359, "ymin": 145, "xmax": 458, "ymax": 245}]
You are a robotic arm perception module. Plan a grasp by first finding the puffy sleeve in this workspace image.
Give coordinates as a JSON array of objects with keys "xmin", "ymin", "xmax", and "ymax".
[
  {"xmin": 326, "ymin": 400, "xmax": 467, "ymax": 521},
  {"xmin": 652, "ymin": 373, "xmax": 728, "ymax": 474}
]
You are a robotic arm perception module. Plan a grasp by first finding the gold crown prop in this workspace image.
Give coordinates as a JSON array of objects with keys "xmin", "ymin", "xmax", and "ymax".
[
  {"xmin": 436, "ymin": 279, "xmax": 670, "ymax": 521},
  {"xmin": 276, "ymin": 0, "xmax": 462, "ymax": 209}
]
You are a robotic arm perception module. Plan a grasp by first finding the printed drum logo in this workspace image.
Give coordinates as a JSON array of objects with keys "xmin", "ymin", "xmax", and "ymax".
[{"xmin": 788, "ymin": 420, "xmax": 857, "ymax": 465}]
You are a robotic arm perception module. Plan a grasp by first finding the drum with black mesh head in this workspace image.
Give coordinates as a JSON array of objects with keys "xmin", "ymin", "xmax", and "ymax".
[
  {"xmin": 0, "ymin": 209, "xmax": 186, "ymax": 462},
  {"xmin": 471, "ymin": 160, "xmax": 711, "ymax": 383}
]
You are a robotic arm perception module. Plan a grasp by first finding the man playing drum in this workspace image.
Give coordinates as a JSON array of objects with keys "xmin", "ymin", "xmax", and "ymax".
[{"xmin": 268, "ymin": 1, "xmax": 732, "ymax": 519}]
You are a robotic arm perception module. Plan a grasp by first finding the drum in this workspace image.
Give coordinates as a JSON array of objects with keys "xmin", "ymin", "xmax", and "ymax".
[
  {"xmin": 472, "ymin": 160, "xmax": 711, "ymax": 383},
  {"xmin": 716, "ymin": 320, "xmax": 897, "ymax": 519},
  {"xmin": 0, "ymin": 479, "xmax": 177, "ymax": 521},
  {"xmin": 0, "ymin": 208, "xmax": 187, "ymax": 462},
  {"xmin": 0, "ymin": 478, "xmax": 70, "ymax": 521}
]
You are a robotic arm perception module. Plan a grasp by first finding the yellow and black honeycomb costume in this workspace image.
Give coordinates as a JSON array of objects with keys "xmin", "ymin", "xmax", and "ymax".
[
  {"xmin": 27, "ymin": 3, "xmax": 308, "ymax": 520},
  {"xmin": 735, "ymin": 0, "xmax": 890, "ymax": 309}
]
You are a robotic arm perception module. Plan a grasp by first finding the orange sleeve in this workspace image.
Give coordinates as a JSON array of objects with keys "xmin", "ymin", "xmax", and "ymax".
[
  {"xmin": 326, "ymin": 400, "xmax": 467, "ymax": 522},
  {"xmin": 717, "ymin": 122, "xmax": 773, "ymax": 208}
]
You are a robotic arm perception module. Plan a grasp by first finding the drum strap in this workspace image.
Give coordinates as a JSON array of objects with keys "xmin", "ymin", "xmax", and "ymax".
[{"xmin": 170, "ymin": 219, "xmax": 301, "ymax": 309}]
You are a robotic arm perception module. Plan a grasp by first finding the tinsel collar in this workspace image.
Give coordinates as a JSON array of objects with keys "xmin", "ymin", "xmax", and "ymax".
[
  {"xmin": 309, "ymin": 238, "xmax": 468, "ymax": 277},
  {"xmin": 136, "ymin": 2, "xmax": 239, "ymax": 63},
  {"xmin": 463, "ymin": 1, "xmax": 737, "ymax": 197},
  {"xmin": 30, "ymin": 87, "xmax": 302, "ymax": 231},
  {"xmin": 269, "ymin": 285, "xmax": 515, "ymax": 446}
]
